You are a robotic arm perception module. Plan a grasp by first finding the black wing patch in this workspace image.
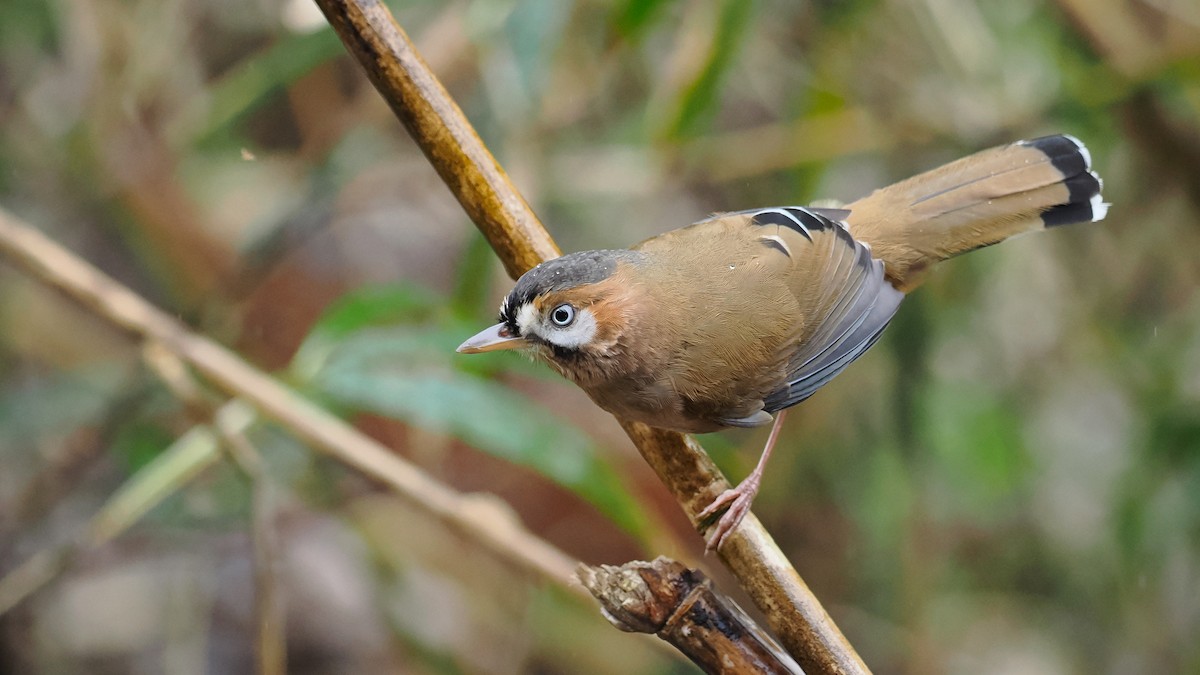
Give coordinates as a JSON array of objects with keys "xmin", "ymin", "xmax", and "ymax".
[
  {"xmin": 757, "ymin": 236, "xmax": 791, "ymax": 258},
  {"xmin": 761, "ymin": 223, "xmax": 904, "ymax": 413},
  {"xmin": 689, "ymin": 204, "xmax": 897, "ymax": 413},
  {"xmin": 744, "ymin": 206, "xmax": 837, "ymax": 241}
]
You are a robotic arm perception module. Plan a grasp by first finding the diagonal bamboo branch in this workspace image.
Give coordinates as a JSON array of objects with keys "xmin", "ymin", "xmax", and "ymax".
[
  {"xmin": 310, "ymin": 1, "xmax": 870, "ymax": 672},
  {"xmin": 318, "ymin": 0, "xmax": 557, "ymax": 279}
]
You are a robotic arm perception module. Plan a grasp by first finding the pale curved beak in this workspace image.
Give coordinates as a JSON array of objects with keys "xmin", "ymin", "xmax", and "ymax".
[{"xmin": 456, "ymin": 323, "xmax": 527, "ymax": 353}]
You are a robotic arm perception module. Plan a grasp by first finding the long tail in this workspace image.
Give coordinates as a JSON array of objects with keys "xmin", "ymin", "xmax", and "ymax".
[{"xmin": 845, "ymin": 134, "xmax": 1107, "ymax": 291}]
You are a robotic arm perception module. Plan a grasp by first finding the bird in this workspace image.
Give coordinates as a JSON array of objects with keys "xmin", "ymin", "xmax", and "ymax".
[{"xmin": 457, "ymin": 134, "xmax": 1107, "ymax": 551}]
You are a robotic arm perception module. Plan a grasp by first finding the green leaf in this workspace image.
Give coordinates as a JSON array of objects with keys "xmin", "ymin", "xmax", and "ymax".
[
  {"xmin": 0, "ymin": 0, "xmax": 58, "ymax": 56},
  {"xmin": 662, "ymin": 0, "xmax": 756, "ymax": 139},
  {"xmin": 610, "ymin": 0, "xmax": 677, "ymax": 40},
  {"xmin": 292, "ymin": 284, "xmax": 554, "ymax": 385},
  {"xmin": 111, "ymin": 422, "xmax": 177, "ymax": 474},
  {"xmin": 310, "ymin": 285, "xmax": 440, "ymax": 339},
  {"xmin": 290, "ymin": 285, "xmax": 441, "ymax": 382},
  {"xmin": 0, "ymin": 366, "xmax": 125, "ymax": 444},
  {"xmin": 198, "ymin": 27, "xmax": 345, "ymax": 143},
  {"xmin": 923, "ymin": 382, "xmax": 1030, "ymax": 519},
  {"xmin": 90, "ymin": 426, "xmax": 222, "ymax": 545},
  {"xmin": 308, "ymin": 327, "xmax": 649, "ymax": 537},
  {"xmin": 505, "ymin": 0, "xmax": 571, "ymax": 100},
  {"xmin": 450, "ymin": 231, "xmax": 501, "ymax": 320}
]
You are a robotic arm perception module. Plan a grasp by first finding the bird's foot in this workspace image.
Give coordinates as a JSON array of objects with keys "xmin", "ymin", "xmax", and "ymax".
[
  {"xmin": 698, "ymin": 484, "xmax": 756, "ymax": 553},
  {"xmin": 697, "ymin": 411, "xmax": 780, "ymax": 553}
]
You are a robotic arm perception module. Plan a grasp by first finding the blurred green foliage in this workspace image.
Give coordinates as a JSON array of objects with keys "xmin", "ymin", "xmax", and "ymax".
[
  {"xmin": 662, "ymin": 0, "xmax": 755, "ymax": 139},
  {"xmin": 293, "ymin": 285, "xmax": 650, "ymax": 537},
  {"xmin": 1, "ymin": 0, "xmax": 1199, "ymax": 672}
]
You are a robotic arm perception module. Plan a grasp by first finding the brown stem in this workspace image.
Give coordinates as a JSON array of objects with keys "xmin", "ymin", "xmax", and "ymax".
[
  {"xmin": 620, "ymin": 424, "xmax": 868, "ymax": 673},
  {"xmin": 142, "ymin": 342, "xmax": 286, "ymax": 675},
  {"xmin": 309, "ymin": 1, "xmax": 871, "ymax": 672},
  {"xmin": 0, "ymin": 205, "xmax": 577, "ymax": 593},
  {"xmin": 579, "ymin": 557, "xmax": 803, "ymax": 674}
]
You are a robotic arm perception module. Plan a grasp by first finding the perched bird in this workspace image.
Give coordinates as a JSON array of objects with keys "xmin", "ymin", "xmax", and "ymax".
[{"xmin": 458, "ymin": 134, "xmax": 1107, "ymax": 551}]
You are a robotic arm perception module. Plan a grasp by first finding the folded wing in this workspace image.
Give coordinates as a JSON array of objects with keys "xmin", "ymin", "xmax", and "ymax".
[{"xmin": 733, "ymin": 206, "xmax": 904, "ymax": 413}]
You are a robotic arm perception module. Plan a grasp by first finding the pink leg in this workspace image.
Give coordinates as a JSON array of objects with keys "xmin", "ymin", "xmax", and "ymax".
[{"xmin": 698, "ymin": 409, "xmax": 788, "ymax": 552}]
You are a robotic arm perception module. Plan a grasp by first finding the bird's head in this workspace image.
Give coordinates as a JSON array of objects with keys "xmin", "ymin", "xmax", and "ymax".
[{"xmin": 457, "ymin": 250, "xmax": 646, "ymax": 379}]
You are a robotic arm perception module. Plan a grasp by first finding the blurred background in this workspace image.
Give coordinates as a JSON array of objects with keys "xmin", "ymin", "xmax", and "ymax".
[{"xmin": 2, "ymin": 0, "xmax": 1199, "ymax": 672}]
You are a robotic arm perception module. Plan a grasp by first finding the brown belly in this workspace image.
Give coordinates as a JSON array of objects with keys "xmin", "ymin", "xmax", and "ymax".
[{"xmin": 580, "ymin": 375, "xmax": 759, "ymax": 435}]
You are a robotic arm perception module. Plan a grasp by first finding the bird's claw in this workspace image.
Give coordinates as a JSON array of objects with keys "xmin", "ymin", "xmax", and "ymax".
[{"xmin": 698, "ymin": 487, "xmax": 754, "ymax": 553}]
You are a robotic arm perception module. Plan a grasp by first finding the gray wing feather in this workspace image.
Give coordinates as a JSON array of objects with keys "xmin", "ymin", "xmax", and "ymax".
[{"xmin": 761, "ymin": 213, "xmax": 904, "ymax": 412}]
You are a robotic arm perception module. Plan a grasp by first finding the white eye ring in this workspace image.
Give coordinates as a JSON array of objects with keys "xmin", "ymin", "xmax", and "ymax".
[{"xmin": 550, "ymin": 304, "xmax": 575, "ymax": 327}]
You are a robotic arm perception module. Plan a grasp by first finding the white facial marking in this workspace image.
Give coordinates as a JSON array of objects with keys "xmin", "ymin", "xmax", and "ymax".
[
  {"xmin": 515, "ymin": 303, "xmax": 539, "ymax": 337},
  {"xmin": 544, "ymin": 307, "xmax": 597, "ymax": 350},
  {"xmin": 514, "ymin": 302, "xmax": 598, "ymax": 350}
]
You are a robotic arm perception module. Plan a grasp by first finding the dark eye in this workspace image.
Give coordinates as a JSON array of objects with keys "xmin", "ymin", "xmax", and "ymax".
[{"xmin": 550, "ymin": 304, "xmax": 575, "ymax": 327}]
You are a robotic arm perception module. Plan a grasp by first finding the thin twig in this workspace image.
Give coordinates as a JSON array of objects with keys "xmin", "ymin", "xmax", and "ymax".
[
  {"xmin": 248, "ymin": 478, "xmax": 285, "ymax": 675},
  {"xmin": 0, "ymin": 425, "xmax": 223, "ymax": 614},
  {"xmin": 213, "ymin": 406, "xmax": 286, "ymax": 675},
  {"xmin": 309, "ymin": 1, "xmax": 870, "ymax": 672},
  {"xmin": 0, "ymin": 547, "xmax": 76, "ymax": 617},
  {"xmin": 0, "ymin": 206, "xmax": 578, "ymax": 593},
  {"xmin": 144, "ymin": 341, "xmax": 286, "ymax": 675}
]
